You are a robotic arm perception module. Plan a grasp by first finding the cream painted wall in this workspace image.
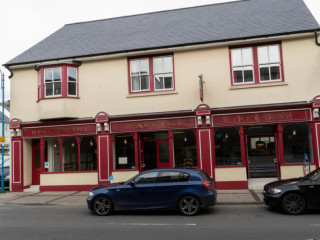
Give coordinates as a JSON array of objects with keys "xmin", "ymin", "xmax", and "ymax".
[
  {"xmin": 40, "ymin": 172, "xmax": 98, "ymax": 186},
  {"xmin": 280, "ymin": 165, "xmax": 317, "ymax": 179},
  {"xmin": 10, "ymin": 36, "xmax": 320, "ymax": 122},
  {"xmin": 215, "ymin": 167, "xmax": 247, "ymax": 181},
  {"xmin": 111, "ymin": 171, "xmax": 139, "ymax": 183},
  {"xmin": 23, "ymin": 139, "xmax": 32, "ymax": 187}
]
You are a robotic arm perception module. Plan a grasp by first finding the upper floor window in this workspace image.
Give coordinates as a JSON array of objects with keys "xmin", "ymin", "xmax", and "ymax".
[
  {"xmin": 230, "ymin": 43, "xmax": 283, "ymax": 86},
  {"xmin": 129, "ymin": 55, "xmax": 174, "ymax": 94},
  {"xmin": 37, "ymin": 63, "xmax": 79, "ymax": 100}
]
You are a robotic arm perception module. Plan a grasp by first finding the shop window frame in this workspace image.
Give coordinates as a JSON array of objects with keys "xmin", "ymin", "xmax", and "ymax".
[
  {"xmin": 37, "ymin": 63, "xmax": 80, "ymax": 101},
  {"xmin": 128, "ymin": 54, "xmax": 175, "ymax": 94},
  {"xmin": 43, "ymin": 136, "xmax": 97, "ymax": 174},
  {"xmin": 229, "ymin": 42, "xmax": 284, "ymax": 87}
]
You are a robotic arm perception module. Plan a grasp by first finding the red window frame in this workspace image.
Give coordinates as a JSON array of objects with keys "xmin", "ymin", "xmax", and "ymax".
[
  {"xmin": 127, "ymin": 54, "xmax": 175, "ymax": 94},
  {"xmin": 229, "ymin": 42, "xmax": 284, "ymax": 86},
  {"xmin": 37, "ymin": 63, "xmax": 79, "ymax": 101}
]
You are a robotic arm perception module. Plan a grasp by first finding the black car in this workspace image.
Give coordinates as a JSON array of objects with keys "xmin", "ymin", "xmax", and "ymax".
[
  {"xmin": 0, "ymin": 157, "xmax": 10, "ymax": 191},
  {"xmin": 263, "ymin": 168, "xmax": 320, "ymax": 215}
]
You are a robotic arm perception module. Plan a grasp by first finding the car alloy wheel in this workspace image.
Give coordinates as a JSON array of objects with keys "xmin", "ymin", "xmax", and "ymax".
[
  {"xmin": 281, "ymin": 193, "xmax": 306, "ymax": 215},
  {"xmin": 179, "ymin": 195, "xmax": 200, "ymax": 216},
  {"xmin": 93, "ymin": 196, "xmax": 113, "ymax": 216}
]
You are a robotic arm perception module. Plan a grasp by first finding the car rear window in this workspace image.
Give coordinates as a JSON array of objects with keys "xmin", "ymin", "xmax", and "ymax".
[
  {"xmin": 199, "ymin": 171, "xmax": 211, "ymax": 181},
  {"xmin": 158, "ymin": 171, "xmax": 190, "ymax": 183}
]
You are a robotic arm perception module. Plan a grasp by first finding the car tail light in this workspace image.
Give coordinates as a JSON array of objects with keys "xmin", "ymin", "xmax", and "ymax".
[{"xmin": 203, "ymin": 180, "xmax": 212, "ymax": 190}]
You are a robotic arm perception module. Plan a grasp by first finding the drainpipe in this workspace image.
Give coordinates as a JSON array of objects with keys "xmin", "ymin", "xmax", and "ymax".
[{"xmin": 315, "ymin": 30, "xmax": 320, "ymax": 46}]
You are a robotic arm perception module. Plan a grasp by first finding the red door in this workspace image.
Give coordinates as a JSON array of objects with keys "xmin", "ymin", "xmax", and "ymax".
[{"xmin": 32, "ymin": 147, "xmax": 41, "ymax": 185}]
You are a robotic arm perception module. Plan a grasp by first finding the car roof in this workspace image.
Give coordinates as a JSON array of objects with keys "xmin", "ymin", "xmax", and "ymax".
[{"xmin": 144, "ymin": 168, "xmax": 202, "ymax": 174}]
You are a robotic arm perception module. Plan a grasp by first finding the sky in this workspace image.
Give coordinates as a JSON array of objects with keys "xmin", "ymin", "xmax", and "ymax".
[{"xmin": 0, "ymin": 0, "xmax": 319, "ymax": 101}]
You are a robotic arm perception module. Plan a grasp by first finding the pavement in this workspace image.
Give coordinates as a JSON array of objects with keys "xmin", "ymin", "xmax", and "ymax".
[{"xmin": 0, "ymin": 189, "xmax": 264, "ymax": 206}]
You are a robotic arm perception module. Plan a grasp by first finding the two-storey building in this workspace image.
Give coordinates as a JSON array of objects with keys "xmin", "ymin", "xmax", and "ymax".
[{"xmin": 5, "ymin": 0, "xmax": 320, "ymax": 191}]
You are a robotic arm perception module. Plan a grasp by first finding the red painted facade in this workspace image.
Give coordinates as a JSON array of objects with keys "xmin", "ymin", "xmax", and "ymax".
[{"xmin": 9, "ymin": 100, "xmax": 320, "ymax": 191}]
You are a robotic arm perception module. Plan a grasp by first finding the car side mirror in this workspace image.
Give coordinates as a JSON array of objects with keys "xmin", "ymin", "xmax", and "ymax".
[{"xmin": 130, "ymin": 181, "xmax": 136, "ymax": 187}]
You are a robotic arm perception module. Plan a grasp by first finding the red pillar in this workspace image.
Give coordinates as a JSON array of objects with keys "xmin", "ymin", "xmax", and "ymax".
[
  {"xmin": 11, "ymin": 135, "xmax": 24, "ymax": 192},
  {"xmin": 168, "ymin": 131, "xmax": 174, "ymax": 168},
  {"xmin": 239, "ymin": 126, "xmax": 246, "ymax": 166}
]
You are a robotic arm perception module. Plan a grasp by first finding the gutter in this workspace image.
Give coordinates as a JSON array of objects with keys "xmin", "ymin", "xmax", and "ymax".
[{"xmin": 315, "ymin": 30, "xmax": 320, "ymax": 46}]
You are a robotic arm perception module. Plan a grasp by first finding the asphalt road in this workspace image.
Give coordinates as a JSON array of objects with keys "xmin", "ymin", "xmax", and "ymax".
[{"xmin": 0, "ymin": 204, "xmax": 319, "ymax": 240}]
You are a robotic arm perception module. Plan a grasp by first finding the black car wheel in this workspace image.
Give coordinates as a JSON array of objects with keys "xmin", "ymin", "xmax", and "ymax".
[
  {"xmin": 281, "ymin": 193, "xmax": 306, "ymax": 215},
  {"xmin": 178, "ymin": 195, "xmax": 200, "ymax": 216},
  {"xmin": 92, "ymin": 196, "xmax": 113, "ymax": 216}
]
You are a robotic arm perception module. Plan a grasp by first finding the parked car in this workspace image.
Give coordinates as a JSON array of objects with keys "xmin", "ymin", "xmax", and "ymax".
[
  {"xmin": 263, "ymin": 167, "xmax": 320, "ymax": 215},
  {"xmin": 87, "ymin": 168, "xmax": 217, "ymax": 216},
  {"xmin": 0, "ymin": 157, "xmax": 10, "ymax": 191}
]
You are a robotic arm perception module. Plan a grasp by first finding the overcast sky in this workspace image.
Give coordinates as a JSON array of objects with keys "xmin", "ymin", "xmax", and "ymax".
[{"xmin": 0, "ymin": 0, "xmax": 319, "ymax": 101}]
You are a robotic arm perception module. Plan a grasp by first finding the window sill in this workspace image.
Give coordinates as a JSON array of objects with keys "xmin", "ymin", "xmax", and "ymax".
[
  {"xmin": 37, "ymin": 96, "xmax": 80, "ymax": 102},
  {"xmin": 126, "ymin": 91, "xmax": 178, "ymax": 98},
  {"xmin": 229, "ymin": 82, "xmax": 288, "ymax": 90}
]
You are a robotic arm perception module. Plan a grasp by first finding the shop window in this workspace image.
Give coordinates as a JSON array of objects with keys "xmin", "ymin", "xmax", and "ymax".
[
  {"xmin": 173, "ymin": 130, "xmax": 197, "ymax": 168},
  {"xmin": 129, "ymin": 55, "xmax": 174, "ymax": 94},
  {"xmin": 80, "ymin": 136, "xmax": 97, "ymax": 171},
  {"xmin": 215, "ymin": 128, "xmax": 241, "ymax": 166},
  {"xmin": 114, "ymin": 135, "xmax": 135, "ymax": 170},
  {"xmin": 283, "ymin": 123, "xmax": 313, "ymax": 164},
  {"xmin": 37, "ymin": 64, "xmax": 79, "ymax": 100},
  {"xmin": 62, "ymin": 138, "xmax": 78, "ymax": 171},
  {"xmin": 230, "ymin": 43, "xmax": 283, "ymax": 86},
  {"xmin": 47, "ymin": 138, "xmax": 61, "ymax": 172},
  {"xmin": 45, "ymin": 136, "xmax": 96, "ymax": 172}
]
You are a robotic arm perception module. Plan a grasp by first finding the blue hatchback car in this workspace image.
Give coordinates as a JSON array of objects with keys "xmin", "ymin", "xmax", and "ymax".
[{"xmin": 87, "ymin": 168, "xmax": 217, "ymax": 216}]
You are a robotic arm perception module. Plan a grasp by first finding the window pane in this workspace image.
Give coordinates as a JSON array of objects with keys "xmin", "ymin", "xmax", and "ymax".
[
  {"xmin": 68, "ymin": 82, "xmax": 77, "ymax": 96},
  {"xmin": 215, "ymin": 128, "xmax": 241, "ymax": 166},
  {"xmin": 231, "ymin": 49, "xmax": 242, "ymax": 67},
  {"xmin": 153, "ymin": 58, "xmax": 163, "ymax": 74},
  {"xmin": 233, "ymin": 69, "xmax": 243, "ymax": 83},
  {"xmin": 139, "ymin": 59, "xmax": 149, "ymax": 74},
  {"xmin": 283, "ymin": 124, "xmax": 313, "ymax": 164},
  {"xmin": 269, "ymin": 45, "xmax": 280, "ymax": 63},
  {"xmin": 242, "ymin": 48, "xmax": 253, "ymax": 65},
  {"xmin": 243, "ymin": 68, "xmax": 253, "ymax": 82},
  {"xmin": 258, "ymin": 46, "xmax": 269, "ymax": 64},
  {"xmin": 130, "ymin": 60, "xmax": 139, "ymax": 75},
  {"xmin": 68, "ymin": 68, "xmax": 77, "ymax": 82},
  {"xmin": 54, "ymin": 82, "xmax": 61, "ymax": 95},
  {"xmin": 62, "ymin": 138, "xmax": 78, "ymax": 171},
  {"xmin": 46, "ymin": 83, "xmax": 53, "ymax": 96},
  {"xmin": 164, "ymin": 76, "xmax": 173, "ymax": 88},
  {"xmin": 46, "ymin": 138, "xmax": 60, "ymax": 172},
  {"xmin": 135, "ymin": 171, "xmax": 158, "ymax": 184},
  {"xmin": 260, "ymin": 67, "xmax": 270, "ymax": 81},
  {"xmin": 158, "ymin": 171, "xmax": 181, "ymax": 183},
  {"xmin": 155, "ymin": 76, "xmax": 164, "ymax": 90},
  {"xmin": 270, "ymin": 66, "xmax": 280, "ymax": 80},
  {"xmin": 80, "ymin": 136, "xmax": 97, "ymax": 171},
  {"xmin": 45, "ymin": 69, "xmax": 52, "ymax": 82},
  {"xmin": 53, "ymin": 68, "xmax": 61, "ymax": 82},
  {"xmin": 163, "ymin": 57, "xmax": 173, "ymax": 72},
  {"xmin": 140, "ymin": 75, "xmax": 149, "ymax": 90},
  {"xmin": 174, "ymin": 130, "xmax": 197, "ymax": 167},
  {"xmin": 131, "ymin": 76, "xmax": 140, "ymax": 91},
  {"xmin": 114, "ymin": 135, "xmax": 135, "ymax": 170}
]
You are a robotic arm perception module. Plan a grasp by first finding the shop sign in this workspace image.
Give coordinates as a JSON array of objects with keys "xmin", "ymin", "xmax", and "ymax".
[
  {"xmin": 22, "ymin": 124, "xmax": 96, "ymax": 138},
  {"xmin": 111, "ymin": 117, "xmax": 196, "ymax": 132},
  {"xmin": 212, "ymin": 109, "xmax": 311, "ymax": 126}
]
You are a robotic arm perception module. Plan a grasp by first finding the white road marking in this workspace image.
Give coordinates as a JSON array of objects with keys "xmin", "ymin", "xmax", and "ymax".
[{"xmin": 105, "ymin": 223, "xmax": 197, "ymax": 226}]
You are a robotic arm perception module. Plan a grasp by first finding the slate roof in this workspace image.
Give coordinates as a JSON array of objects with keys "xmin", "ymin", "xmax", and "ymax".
[{"xmin": 5, "ymin": 0, "xmax": 320, "ymax": 66}]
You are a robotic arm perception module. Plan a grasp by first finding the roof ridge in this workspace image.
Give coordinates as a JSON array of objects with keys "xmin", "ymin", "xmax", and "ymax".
[{"xmin": 65, "ymin": 0, "xmax": 247, "ymax": 26}]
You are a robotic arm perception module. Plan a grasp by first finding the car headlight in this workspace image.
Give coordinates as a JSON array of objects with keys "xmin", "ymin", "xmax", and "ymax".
[
  {"xmin": 268, "ymin": 188, "xmax": 282, "ymax": 194},
  {"xmin": 89, "ymin": 192, "xmax": 94, "ymax": 197}
]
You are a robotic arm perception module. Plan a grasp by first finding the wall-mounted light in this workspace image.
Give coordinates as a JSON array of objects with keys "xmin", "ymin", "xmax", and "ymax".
[
  {"xmin": 313, "ymin": 108, "xmax": 319, "ymax": 118},
  {"xmin": 124, "ymin": 139, "xmax": 127, "ymax": 144},
  {"xmin": 206, "ymin": 116, "xmax": 211, "ymax": 126},
  {"xmin": 10, "ymin": 129, "xmax": 16, "ymax": 137},
  {"xmin": 16, "ymin": 129, "xmax": 22, "ymax": 137},
  {"xmin": 96, "ymin": 123, "xmax": 102, "ymax": 132},
  {"xmin": 292, "ymin": 129, "xmax": 297, "ymax": 136},
  {"xmin": 104, "ymin": 123, "xmax": 109, "ymax": 132},
  {"xmin": 197, "ymin": 116, "xmax": 202, "ymax": 126}
]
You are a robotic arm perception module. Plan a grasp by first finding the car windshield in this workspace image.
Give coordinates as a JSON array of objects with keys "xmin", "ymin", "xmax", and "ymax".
[{"xmin": 303, "ymin": 168, "xmax": 320, "ymax": 181}]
